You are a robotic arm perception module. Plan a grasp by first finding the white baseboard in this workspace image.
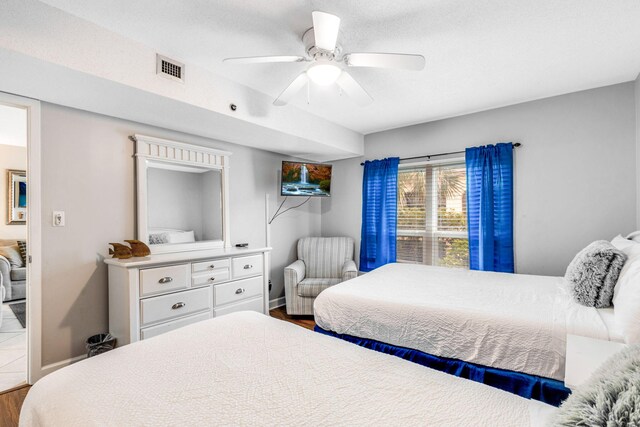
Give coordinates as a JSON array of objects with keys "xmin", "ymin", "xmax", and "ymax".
[
  {"xmin": 269, "ymin": 296, "xmax": 286, "ymax": 310},
  {"xmin": 37, "ymin": 354, "xmax": 87, "ymax": 381}
]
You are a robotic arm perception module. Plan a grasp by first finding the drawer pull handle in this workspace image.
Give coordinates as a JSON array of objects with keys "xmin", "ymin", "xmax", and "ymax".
[
  {"xmin": 243, "ymin": 264, "xmax": 253, "ymax": 270},
  {"xmin": 235, "ymin": 288, "xmax": 245, "ymax": 295},
  {"xmin": 209, "ymin": 264, "xmax": 215, "ymax": 269},
  {"xmin": 158, "ymin": 277, "xmax": 173, "ymax": 284},
  {"xmin": 171, "ymin": 302, "xmax": 186, "ymax": 310},
  {"xmin": 209, "ymin": 277, "xmax": 216, "ymax": 282}
]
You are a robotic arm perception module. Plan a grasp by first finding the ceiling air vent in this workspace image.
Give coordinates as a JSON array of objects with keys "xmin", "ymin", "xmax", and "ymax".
[{"xmin": 156, "ymin": 54, "xmax": 184, "ymax": 83}]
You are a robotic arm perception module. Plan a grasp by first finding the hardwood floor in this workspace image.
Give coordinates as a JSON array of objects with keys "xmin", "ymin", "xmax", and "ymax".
[
  {"xmin": 0, "ymin": 385, "xmax": 29, "ymax": 427},
  {"xmin": 0, "ymin": 307, "xmax": 313, "ymax": 426},
  {"xmin": 269, "ymin": 306, "xmax": 316, "ymax": 330}
]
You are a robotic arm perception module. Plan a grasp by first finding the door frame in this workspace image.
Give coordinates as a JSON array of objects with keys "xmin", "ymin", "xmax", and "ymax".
[{"xmin": 0, "ymin": 91, "xmax": 42, "ymax": 384}]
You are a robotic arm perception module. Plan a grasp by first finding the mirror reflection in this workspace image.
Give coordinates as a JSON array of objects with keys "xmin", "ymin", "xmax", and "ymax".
[{"xmin": 146, "ymin": 165, "xmax": 222, "ymax": 245}]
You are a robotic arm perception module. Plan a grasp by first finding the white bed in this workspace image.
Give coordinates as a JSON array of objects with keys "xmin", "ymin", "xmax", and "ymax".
[
  {"xmin": 20, "ymin": 311, "xmax": 556, "ymax": 426},
  {"xmin": 314, "ymin": 263, "xmax": 619, "ymax": 381}
]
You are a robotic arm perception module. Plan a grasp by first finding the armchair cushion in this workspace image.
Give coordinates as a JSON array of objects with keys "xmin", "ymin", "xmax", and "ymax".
[
  {"xmin": 297, "ymin": 278, "xmax": 342, "ymax": 298},
  {"xmin": 298, "ymin": 237, "xmax": 354, "ymax": 279},
  {"xmin": 10, "ymin": 267, "xmax": 26, "ymax": 281}
]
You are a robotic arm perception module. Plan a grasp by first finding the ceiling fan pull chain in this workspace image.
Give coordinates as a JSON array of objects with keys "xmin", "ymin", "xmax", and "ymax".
[{"xmin": 307, "ymin": 80, "xmax": 310, "ymax": 104}]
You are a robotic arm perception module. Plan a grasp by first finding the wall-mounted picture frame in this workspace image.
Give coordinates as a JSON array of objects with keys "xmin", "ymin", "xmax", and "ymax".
[{"xmin": 7, "ymin": 169, "xmax": 26, "ymax": 225}]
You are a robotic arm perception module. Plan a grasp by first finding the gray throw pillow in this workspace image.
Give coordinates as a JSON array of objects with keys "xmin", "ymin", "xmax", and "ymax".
[
  {"xmin": 553, "ymin": 345, "xmax": 640, "ymax": 426},
  {"xmin": 564, "ymin": 240, "xmax": 626, "ymax": 308},
  {"xmin": 148, "ymin": 233, "xmax": 168, "ymax": 245}
]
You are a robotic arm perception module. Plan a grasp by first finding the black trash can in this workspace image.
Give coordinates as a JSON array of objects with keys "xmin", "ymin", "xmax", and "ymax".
[{"xmin": 86, "ymin": 334, "xmax": 117, "ymax": 358}]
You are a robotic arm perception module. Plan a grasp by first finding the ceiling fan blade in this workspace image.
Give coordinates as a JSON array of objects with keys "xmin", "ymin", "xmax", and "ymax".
[
  {"xmin": 312, "ymin": 11, "xmax": 340, "ymax": 52},
  {"xmin": 223, "ymin": 55, "xmax": 307, "ymax": 64},
  {"xmin": 273, "ymin": 72, "xmax": 309, "ymax": 106},
  {"xmin": 344, "ymin": 53, "xmax": 425, "ymax": 70},
  {"xmin": 336, "ymin": 72, "xmax": 373, "ymax": 106}
]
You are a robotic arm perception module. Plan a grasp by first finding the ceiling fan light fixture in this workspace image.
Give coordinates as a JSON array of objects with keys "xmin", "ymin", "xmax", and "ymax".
[{"xmin": 307, "ymin": 63, "xmax": 341, "ymax": 86}]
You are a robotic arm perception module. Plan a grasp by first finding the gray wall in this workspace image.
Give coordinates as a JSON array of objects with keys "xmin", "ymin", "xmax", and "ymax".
[
  {"xmin": 320, "ymin": 157, "xmax": 364, "ymax": 264},
  {"xmin": 41, "ymin": 103, "xmax": 320, "ymax": 366},
  {"xmin": 322, "ymin": 83, "xmax": 637, "ymax": 276}
]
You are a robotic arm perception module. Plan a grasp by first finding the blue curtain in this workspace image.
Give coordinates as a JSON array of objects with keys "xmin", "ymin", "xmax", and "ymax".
[
  {"xmin": 360, "ymin": 157, "xmax": 400, "ymax": 272},
  {"xmin": 466, "ymin": 143, "xmax": 514, "ymax": 273}
]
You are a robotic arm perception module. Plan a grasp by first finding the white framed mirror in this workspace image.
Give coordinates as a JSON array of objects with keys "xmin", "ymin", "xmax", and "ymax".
[{"xmin": 134, "ymin": 134, "xmax": 231, "ymax": 253}]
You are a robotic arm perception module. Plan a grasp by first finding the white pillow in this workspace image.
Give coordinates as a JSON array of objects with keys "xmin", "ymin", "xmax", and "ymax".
[
  {"xmin": 611, "ymin": 234, "xmax": 639, "ymax": 255},
  {"xmin": 612, "ymin": 244, "xmax": 640, "ymax": 344},
  {"xmin": 166, "ymin": 230, "xmax": 195, "ymax": 244},
  {"xmin": 627, "ymin": 231, "xmax": 640, "ymax": 242},
  {"xmin": 149, "ymin": 227, "xmax": 184, "ymax": 234}
]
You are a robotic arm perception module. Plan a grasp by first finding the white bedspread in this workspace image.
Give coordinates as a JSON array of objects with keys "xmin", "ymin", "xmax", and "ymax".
[
  {"xmin": 20, "ymin": 312, "xmax": 555, "ymax": 427},
  {"xmin": 314, "ymin": 263, "xmax": 610, "ymax": 381}
]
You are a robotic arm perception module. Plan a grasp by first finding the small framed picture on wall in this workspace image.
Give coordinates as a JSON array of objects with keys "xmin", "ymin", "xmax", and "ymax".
[{"xmin": 7, "ymin": 169, "xmax": 26, "ymax": 225}]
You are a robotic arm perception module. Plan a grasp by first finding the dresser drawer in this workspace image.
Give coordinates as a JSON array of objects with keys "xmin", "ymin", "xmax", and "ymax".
[
  {"xmin": 214, "ymin": 296, "xmax": 264, "ymax": 317},
  {"xmin": 214, "ymin": 276, "xmax": 263, "ymax": 307},
  {"xmin": 140, "ymin": 264, "xmax": 190, "ymax": 297},
  {"xmin": 140, "ymin": 287, "xmax": 211, "ymax": 327},
  {"xmin": 192, "ymin": 258, "xmax": 230, "ymax": 274},
  {"xmin": 232, "ymin": 254, "xmax": 263, "ymax": 279},
  {"xmin": 140, "ymin": 311, "xmax": 211, "ymax": 340},
  {"xmin": 192, "ymin": 269, "xmax": 230, "ymax": 287}
]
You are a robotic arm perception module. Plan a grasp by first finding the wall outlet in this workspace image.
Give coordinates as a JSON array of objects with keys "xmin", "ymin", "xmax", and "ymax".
[{"xmin": 53, "ymin": 211, "xmax": 65, "ymax": 227}]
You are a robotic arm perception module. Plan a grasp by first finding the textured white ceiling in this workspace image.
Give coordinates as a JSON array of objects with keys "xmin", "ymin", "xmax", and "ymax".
[{"xmin": 38, "ymin": 0, "xmax": 640, "ymax": 134}]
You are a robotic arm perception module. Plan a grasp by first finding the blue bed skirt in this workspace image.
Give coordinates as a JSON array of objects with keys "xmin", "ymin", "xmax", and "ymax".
[{"xmin": 314, "ymin": 326, "xmax": 570, "ymax": 407}]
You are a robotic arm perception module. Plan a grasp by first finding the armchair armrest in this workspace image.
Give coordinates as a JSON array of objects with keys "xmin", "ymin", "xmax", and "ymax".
[
  {"xmin": 342, "ymin": 260, "xmax": 357, "ymax": 281},
  {"xmin": 285, "ymin": 260, "xmax": 306, "ymax": 285}
]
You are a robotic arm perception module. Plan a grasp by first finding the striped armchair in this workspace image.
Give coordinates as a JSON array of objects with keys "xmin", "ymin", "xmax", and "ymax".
[{"xmin": 284, "ymin": 237, "xmax": 357, "ymax": 315}]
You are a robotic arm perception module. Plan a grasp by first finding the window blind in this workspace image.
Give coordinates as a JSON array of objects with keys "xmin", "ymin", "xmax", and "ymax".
[{"xmin": 397, "ymin": 161, "xmax": 469, "ymax": 268}]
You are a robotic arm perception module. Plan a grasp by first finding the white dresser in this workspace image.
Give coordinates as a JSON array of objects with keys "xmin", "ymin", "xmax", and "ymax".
[{"xmin": 106, "ymin": 247, "xmax": 271, "ymax": 345}]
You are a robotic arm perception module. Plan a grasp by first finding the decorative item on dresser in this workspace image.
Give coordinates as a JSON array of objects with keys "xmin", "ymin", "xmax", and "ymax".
[
  {"xmin": 124, "ymin": 239, "xmax": 151, "ymax": 257},
  {"xmin": 106, "ymin": 246, "xmax": 271, "ymax": 345},
  {"xmin": 108, "ymin": 243, "xmax": 133, "ymax": 259}
]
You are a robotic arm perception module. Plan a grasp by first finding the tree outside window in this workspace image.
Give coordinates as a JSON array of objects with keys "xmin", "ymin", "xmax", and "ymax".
[{"xmin": 397, "ymin": 162, "xmax": 468, "ymax": 268}]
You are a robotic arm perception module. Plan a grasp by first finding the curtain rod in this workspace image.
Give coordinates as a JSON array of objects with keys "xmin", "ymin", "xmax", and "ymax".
[{"xmin": 359, "ymin": 142, "xmax": 522, "ymax": 166}]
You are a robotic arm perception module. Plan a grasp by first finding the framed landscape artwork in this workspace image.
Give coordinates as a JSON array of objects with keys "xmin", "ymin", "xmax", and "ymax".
[{"xmin": 7, "ymin": 169, "xmax": 26, "ymax": 224}]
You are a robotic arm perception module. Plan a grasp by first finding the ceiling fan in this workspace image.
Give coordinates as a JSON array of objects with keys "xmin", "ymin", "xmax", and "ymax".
[{"xmin": 223, "ymin": 11, "xmax": 425, "ymax": 107}]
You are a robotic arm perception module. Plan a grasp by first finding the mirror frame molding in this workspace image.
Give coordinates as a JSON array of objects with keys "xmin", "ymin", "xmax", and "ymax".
[{"xmin": 134, "ymin": 134, "xmax": 231, "ymax": 254}]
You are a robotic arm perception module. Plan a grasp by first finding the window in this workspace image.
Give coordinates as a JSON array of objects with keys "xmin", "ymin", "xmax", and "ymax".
[{"xmin": 397, "ymin": 161, "xmax": 469, "ymax": 268}]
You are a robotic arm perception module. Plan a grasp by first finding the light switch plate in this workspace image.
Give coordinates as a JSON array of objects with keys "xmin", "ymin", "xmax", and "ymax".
[{"xmin": 53, "ymin": 211, "xmax": 65, "ymax": 227}]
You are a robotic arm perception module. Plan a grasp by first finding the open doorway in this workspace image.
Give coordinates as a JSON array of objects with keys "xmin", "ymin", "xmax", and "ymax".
[
  {"xmin": 0, "ymin": 92, "xmax": 41, "ymax": 391},
  {"xmin": 0, "ymin": 103, "xmax": 28, "ymax": 390}
]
